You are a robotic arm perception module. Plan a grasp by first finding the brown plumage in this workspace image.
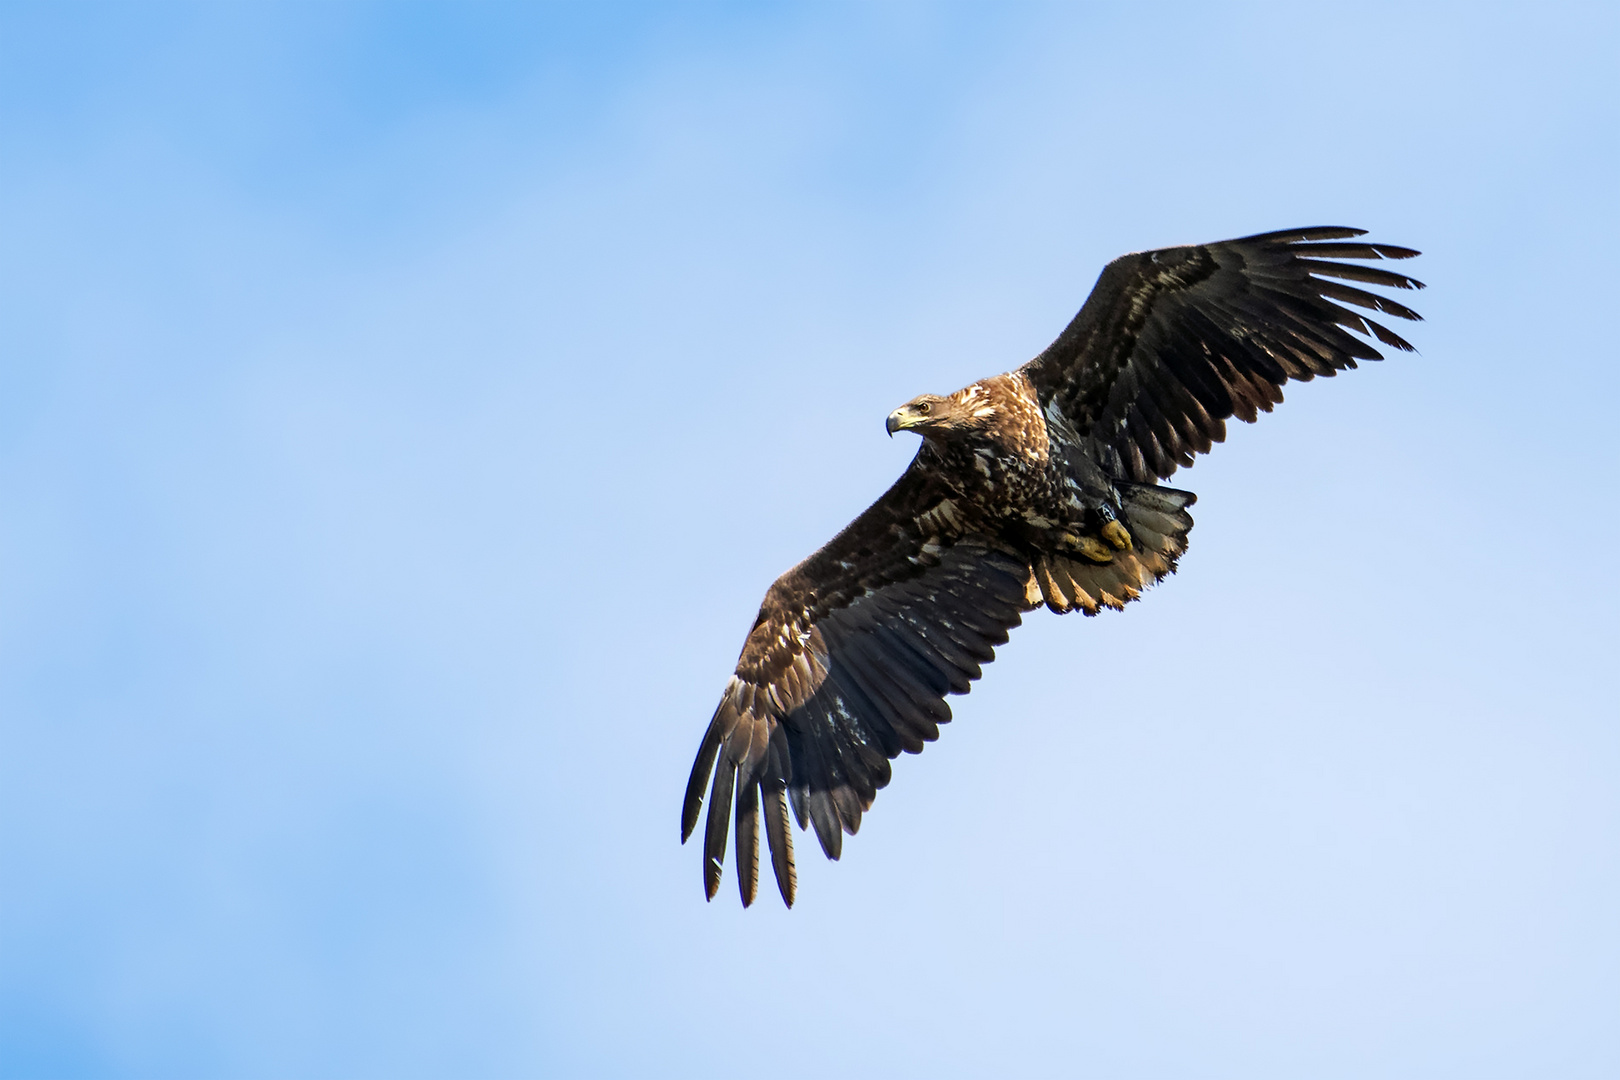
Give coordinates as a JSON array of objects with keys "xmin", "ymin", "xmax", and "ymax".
[{"xmin": 681, "ymin": 226, "xmax": 1424, "ymax": 906}]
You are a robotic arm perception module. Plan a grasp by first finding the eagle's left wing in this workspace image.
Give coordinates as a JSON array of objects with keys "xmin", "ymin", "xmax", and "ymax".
[{"xmin": 681, "ymin": 466, "xmax": 1034, "ymax": 907}]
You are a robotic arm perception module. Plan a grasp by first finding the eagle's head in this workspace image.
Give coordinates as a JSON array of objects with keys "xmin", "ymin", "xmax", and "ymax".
[{"xmin": 885, "ymin": 385, "xmax": 998, "ymax": 440}]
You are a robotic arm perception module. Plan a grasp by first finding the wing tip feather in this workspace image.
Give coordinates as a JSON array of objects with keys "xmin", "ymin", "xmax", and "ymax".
[
  {"xmin": 681, "ymin": 716, "xmax": 725, "ymax": 844},
  {"xmin": 1245, "ymin": 224, "xmax": 1368, "ymax": 244}
]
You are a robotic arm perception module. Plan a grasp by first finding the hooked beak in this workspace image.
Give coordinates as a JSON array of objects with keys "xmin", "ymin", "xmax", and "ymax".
[{"xmin": 886, "ymin": 409, "xmax": 903, "ymax": 437}]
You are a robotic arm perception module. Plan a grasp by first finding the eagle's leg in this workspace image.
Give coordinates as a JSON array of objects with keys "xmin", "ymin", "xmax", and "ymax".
[{"xmin": 1098, "ymin": 504, "xmax": 1133, "ymax": 551}]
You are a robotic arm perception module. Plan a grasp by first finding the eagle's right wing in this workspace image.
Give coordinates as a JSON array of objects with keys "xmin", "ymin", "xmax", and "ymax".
[
  {"xmin": 681, "ymin": 464, "xmax": 1034, "ymax": 908},
  {"xmin": 1021, "ymin": 227, "xmax": 1424, "ymax": 483}
]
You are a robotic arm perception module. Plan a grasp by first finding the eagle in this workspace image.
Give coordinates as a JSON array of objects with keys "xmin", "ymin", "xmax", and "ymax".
[{"xmin": 681, "ymin": 226, "xmax": 1423, "ymax": 907}]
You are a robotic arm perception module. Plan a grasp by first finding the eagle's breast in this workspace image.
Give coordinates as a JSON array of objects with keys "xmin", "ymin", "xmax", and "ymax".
[{"xmin": 940, "ymin": 371, "xmax": 1065, "ymax": 516}]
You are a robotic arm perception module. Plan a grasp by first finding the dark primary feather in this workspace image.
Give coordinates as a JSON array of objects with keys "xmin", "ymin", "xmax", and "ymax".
[{"xmin": 1021, "ymin": 227, "xmax": 1424, "ymax": 483}]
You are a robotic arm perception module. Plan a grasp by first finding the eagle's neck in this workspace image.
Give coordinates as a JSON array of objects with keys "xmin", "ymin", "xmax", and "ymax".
[{"xmin": 916, "ymin": 372, "xmax": 1058, "ymax": 516}]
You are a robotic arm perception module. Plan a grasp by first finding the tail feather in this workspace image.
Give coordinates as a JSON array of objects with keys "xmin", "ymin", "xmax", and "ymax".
[{"xmin": 1034, "ymin": 483, "xmax": 1196, "ymax": 615}]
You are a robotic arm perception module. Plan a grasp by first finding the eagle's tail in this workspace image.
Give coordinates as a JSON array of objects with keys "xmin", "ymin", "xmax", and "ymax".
[{"xmin": 1031, "ymin": 483, "xmax": 1196, "ymax": 615}]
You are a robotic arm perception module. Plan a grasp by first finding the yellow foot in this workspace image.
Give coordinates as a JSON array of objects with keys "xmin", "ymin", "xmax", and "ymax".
[
  {"xmin": 1059, "ymin": 531, "xmax": 1115, "ymax": 563},
  {"xmin": 1101, "ymin": 520, "xmax": 1133, "ymax": 551}
]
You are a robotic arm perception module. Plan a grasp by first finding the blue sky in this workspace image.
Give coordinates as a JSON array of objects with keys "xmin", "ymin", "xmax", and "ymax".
[{"xmin": 2, "ymin": 3, "xmax": 1617, "ymax": 1077}]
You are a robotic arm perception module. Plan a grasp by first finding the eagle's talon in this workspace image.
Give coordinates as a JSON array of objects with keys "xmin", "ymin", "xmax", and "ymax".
[
  {"xmin": 1101, "ymin": 520, "xmax": 1133, "ymax": 551},
  {"xmin": 1059, "ymin": 531, "xmax": 1115, "ymax": 562}
]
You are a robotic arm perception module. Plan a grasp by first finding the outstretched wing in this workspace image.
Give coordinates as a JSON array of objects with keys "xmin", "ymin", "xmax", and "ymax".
[
  {"xmin": 1021, "ymin": 227, "xmax": 1423, "ymax": 482},
  {"xmin": 681, "ymin": 465, "xmax": 1033, "ymax": 907}
]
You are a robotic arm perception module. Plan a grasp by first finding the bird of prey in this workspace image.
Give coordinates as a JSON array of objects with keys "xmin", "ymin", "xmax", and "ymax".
[{"xmin": 681, "ymin": 226, "xmax": 1423, "ymax": 907}]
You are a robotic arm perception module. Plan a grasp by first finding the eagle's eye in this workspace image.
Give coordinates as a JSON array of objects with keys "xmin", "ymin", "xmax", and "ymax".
[{"xmin": 915, "ymin": 401, "xmax": 931, "ymax": 414}]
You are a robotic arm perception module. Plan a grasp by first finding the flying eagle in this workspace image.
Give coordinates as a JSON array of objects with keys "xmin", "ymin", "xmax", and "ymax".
[{"xmin": 681, "ymin": 226, "xmax": 1423, "ymax": 907}]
